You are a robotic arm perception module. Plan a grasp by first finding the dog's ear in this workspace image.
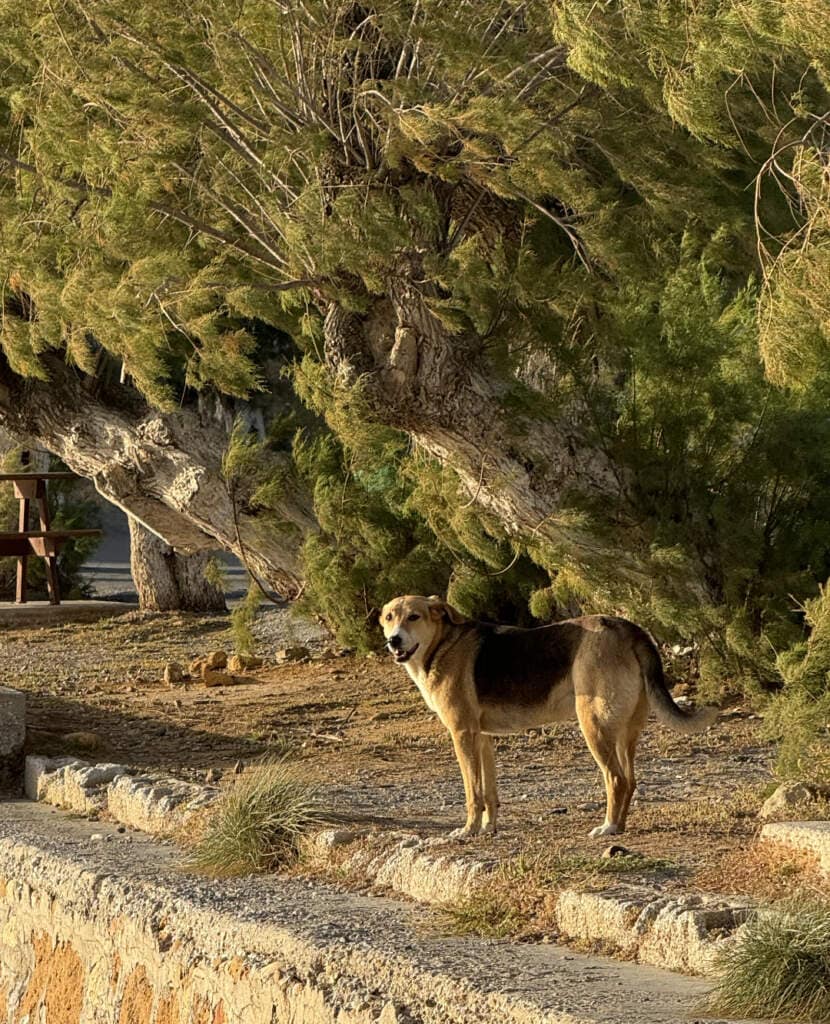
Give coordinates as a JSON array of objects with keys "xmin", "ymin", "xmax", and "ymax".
[{"xmin": 427, "ymin": 595, "xmax": 468, "ymax": 624}]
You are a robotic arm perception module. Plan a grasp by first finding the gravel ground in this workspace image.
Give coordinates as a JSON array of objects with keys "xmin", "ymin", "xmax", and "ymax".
[{"xmin": 1, "ymin": 605, "xmax": 778, "ymax": 894}]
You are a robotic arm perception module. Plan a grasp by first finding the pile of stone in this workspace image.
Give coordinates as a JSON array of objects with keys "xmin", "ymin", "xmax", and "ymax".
[{"xmin": 163, "ymin": 650, "xmax": 264, "ymax": 688}]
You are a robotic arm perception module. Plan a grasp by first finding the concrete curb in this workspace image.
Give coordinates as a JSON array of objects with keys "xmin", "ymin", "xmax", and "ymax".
[
  {"xmin": 555, "ymin": 887, "xmax": 752, "ymax": 975},
  {"xmin": 25, "ymin": 755, "xmax": 218, "ymax": 836},
  {"xmin": 309, "ymin": 828, "xmax": 490, "ymax": 904}
]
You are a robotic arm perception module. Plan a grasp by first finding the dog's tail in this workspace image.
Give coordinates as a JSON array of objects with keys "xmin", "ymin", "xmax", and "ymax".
[{"xmin": 632, "ymin": 627, "xmax": 718, "ymax": 735}]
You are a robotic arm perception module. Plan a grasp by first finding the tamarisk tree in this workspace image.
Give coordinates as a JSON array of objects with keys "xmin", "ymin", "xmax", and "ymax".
[{"xmin": 1, "ymin": 0, "xmax": 829, "ymax": 690}]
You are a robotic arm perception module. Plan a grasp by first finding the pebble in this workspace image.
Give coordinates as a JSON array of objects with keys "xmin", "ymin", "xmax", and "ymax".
[{"xmin": 601, "ymin": 844, "xmax": 633, "ymax": 859}]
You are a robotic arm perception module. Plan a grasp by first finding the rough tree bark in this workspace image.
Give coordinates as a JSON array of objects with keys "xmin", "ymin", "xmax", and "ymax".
[
  {"xmin": 0, "ymin": 352, "xmax": 313, "ymax": 597},
  {"xmin": 320, "ymin": 255, "xmax": 655, "ymax": 582},
  {"xmin": 128, "ymin": 516, "xmax": 226, "ymax": 612}
]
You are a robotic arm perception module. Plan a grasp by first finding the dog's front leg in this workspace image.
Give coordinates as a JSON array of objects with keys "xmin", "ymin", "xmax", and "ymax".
[{"xmin": 448, "ymin": 728, "xmax": 484, "ymax": 837}]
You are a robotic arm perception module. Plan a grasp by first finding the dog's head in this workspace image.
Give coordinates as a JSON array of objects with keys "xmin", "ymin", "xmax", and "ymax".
[{"xmin": 380, "ymin": 594, "xmax": 468, "ymax": 665}]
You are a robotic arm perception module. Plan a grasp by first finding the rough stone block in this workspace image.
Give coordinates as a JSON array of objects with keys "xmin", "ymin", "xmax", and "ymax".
[
  {"xmin": 34, "ymin": 759, "xmax": 128, "ymax": 815},
  {"xmin": 24, "ymin": 755, "xmax": 79, "ymax": 801},
  {"xmin": 314, "ymin": 830, "xmax": 488, "ymax": 905},
  {"xmin": 761, "ymin": 820, "xmax": 830, "ymax": 874},
  {"xmin": 555, "ymin": 887, "xmax": 752, "ymax": 976},
  {"xmin": 107, "ymin": 773, "xmax": 218, "ymax": 836},
  {"xmin": 0, "ymin": 687, "xmax": 26, "ymax": 793}
]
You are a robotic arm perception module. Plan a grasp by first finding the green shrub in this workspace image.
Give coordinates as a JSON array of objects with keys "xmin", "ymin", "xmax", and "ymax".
[
  {"xmin": 766, "ymin": 588, "xmax": 830, "ymax": 784},
  {"xmin": 187, "ymin": 760, "xmax": 319, "ymax": 877},
  {"xmin": 709, "ymin": 901, "xmax": 830, "ymax": 1023}
]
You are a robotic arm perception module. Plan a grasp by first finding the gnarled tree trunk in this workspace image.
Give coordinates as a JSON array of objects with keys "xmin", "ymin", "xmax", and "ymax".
[
  {"xmin": 128, "ymin": 516, "xmax": 226, "ymax": 612},
  {"xmin": 319, "ymin": 259, "xmax": 664, "ymax": 587},
  {"xmin": 319, "ymin": 257, "xmax": 714, "ymax": 600},
  {"xmin": 0, "ymin": 352, "xmax": 314, "ymax": 597}
]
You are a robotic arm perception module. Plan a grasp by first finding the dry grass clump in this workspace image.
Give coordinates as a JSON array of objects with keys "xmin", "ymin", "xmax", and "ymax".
[
  {"xmin": 709, "ymin": 899, "xmax": 830, "ymax": 1023},
  {"xmin": 187, "ymin": 759, "xmax": 319, "ymax": 877},
  {"xmin": 444, "ymin": 848, "xmax": 677, "ymax": 940},
  {"xmin": 694, "ymin": 841, "xmax": 828, "ymax": 904}
]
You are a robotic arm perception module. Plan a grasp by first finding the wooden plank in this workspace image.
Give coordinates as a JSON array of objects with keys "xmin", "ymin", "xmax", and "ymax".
[
  {"xmin": 0, "ymin": 539, "xmax": 33, "ymax": 557},
  {"xmin": 0, "ymin": 473, "xmax": 78, "ymax": 482},
  {"xmin": 0, "ymin": 530, "xmax": 102, "ymax": 539},
  {"xmin": 13, "ymin": 479, "xmax": 46, "ymax": 500}
]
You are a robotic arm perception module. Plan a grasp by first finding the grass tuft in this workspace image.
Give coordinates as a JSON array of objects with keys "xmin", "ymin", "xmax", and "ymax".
[
  {"xmin": 709, "ymin": 899, "xmax": 830, "ymax": 1023},
  {"xmin": 187, "ymin": 759, "xmax": 319, "ymax": 877}
]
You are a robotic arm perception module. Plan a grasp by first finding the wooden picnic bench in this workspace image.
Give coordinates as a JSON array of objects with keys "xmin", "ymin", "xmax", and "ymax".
[{"xmin": 0, "ymin": 471, "xmax": 102, "ymax": 605}]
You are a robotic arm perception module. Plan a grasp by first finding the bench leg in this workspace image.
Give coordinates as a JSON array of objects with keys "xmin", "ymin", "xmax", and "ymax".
[
  {"xmin": 44, "ymin": 556, "xmax": 61, "ymax": 605},
  {"xmin": 37, "ymin": 487, "xmax": 61, "ymax": 606},
  {"xmin": 15, "ymin": 496, "xmax": 29, "ymax": 604}
]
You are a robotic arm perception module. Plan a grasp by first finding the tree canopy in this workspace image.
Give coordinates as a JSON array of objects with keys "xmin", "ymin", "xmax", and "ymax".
[{"xmin": 1, "ymin": 1, "xmax": 830, "ymax": 731}]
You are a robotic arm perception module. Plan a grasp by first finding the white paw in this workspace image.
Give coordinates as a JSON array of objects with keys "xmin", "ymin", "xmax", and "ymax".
[
  {"xmin": 449, "ymin": 824, "xmax": 480, "ymax": 839},
  {"xmin": 589, "ymin": 822, "xmax": 621, "ymax": 838},
  {"xmin": 480, "ymin": 820, "xmax": 497, "ymax": 836}
]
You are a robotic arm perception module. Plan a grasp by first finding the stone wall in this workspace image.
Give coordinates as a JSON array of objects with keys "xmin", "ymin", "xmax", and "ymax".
[
  {"xmin": 0, "ymin": 835, "xmax": 399, "ymax": 1024},
  {"xmin": 0, "ymin": 801, "xmax": 717, "ymax": 1024}
]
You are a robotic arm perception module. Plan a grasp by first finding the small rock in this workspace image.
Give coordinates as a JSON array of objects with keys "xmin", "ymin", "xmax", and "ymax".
[
  {"xmin": 759, "ymin": 781, "xmax": 818, "ymax": 819},
  {"xmin": 275, "ymin": 645, "xmax": 310, "ymax": 664},
  {"xmin": 602, "ymin": 844, "xmax": 633, "ymax": 858},
  {"xmin": 550, "ymin": 806, "xmax": 568, "ymax": 815},
  {"xmin": 205, "ymin": 768, "xmax": 223, "ymax": 784},
  {"xmin": 314, "ymin": 828, "xmax": 363, "ymax": 850},
  {"xmin": 206, "ymin": 650, "xmax": 228, "ymax": 670},
  {"xmin": 164, "ymin": 661, "xmax": 184, "ymax": 686},
  {"xmin": 203, "ymin": 670, "xmax": 235, "ymax": 688},
  {"xmin": 90, "ymin": 833, "xmax": 104, "ymax": 841},
  {"xmin": 189, "ymin": 656, "xmax": 208, "ymax": 677},
  {"xmin": 228, "ymin": 654, "xmax": 263, "ymax": 673},
  {"xmin": 233, "ymin": 760, "xmax": 244, "ymax": 774}
]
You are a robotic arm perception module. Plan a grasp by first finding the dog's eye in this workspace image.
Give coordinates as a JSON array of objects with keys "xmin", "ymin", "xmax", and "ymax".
[
  {"xmin": 407, "ymin": 613, "xmax": 420, "ymax": 621},
  {"xmin": 385, "ymin": 613, "xmax": 392, "ymax": 622}
]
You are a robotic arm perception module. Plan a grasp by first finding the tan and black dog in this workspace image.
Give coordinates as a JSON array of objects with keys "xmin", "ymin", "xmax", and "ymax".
[{"xmin": 381, "ymin": 594, "xmax": 717, "ymax": 838}]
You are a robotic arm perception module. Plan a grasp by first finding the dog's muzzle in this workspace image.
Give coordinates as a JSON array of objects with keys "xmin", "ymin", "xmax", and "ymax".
[{"xmin": 390, "ymin": 642, "xmax": 419, "ymax": 664}]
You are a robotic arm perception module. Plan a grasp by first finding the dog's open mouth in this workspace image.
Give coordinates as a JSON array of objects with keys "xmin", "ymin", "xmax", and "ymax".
[{"xmin": 392, "ymin": 643, "xmax": 419, "ymax": 664}]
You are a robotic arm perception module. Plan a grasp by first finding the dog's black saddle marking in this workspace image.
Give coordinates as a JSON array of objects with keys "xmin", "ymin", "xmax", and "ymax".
[{"xmin": 473, "ymin": 622, "xmax": 580, "ymax": 705}]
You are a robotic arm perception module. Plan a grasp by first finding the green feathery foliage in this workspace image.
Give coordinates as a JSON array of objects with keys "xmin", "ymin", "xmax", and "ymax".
[{"xmin": 0, "ymin": 2, "xmax": 829, "ymax": 766}]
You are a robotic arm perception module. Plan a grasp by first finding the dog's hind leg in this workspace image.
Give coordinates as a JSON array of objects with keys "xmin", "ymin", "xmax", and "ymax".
[
  {"xmin": 480, "ymin": 735, "xmax": 499, "ymax": 834},
  {"xmin": 576, "ymin": 695, "xmax": 630, "ymax": 838},
  {"xmin": 448, "ymin": 728, "xmax": 485, "ymax": 837},
  {"xmin": 617, "ymin": 696, "xmax": 647, "ymax": 828}
]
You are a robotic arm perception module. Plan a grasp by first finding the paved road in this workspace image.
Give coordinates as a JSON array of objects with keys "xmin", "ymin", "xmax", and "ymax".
[{"xmin": 79, "ymin": 502, "xmax": 247, "ymax": 602}]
